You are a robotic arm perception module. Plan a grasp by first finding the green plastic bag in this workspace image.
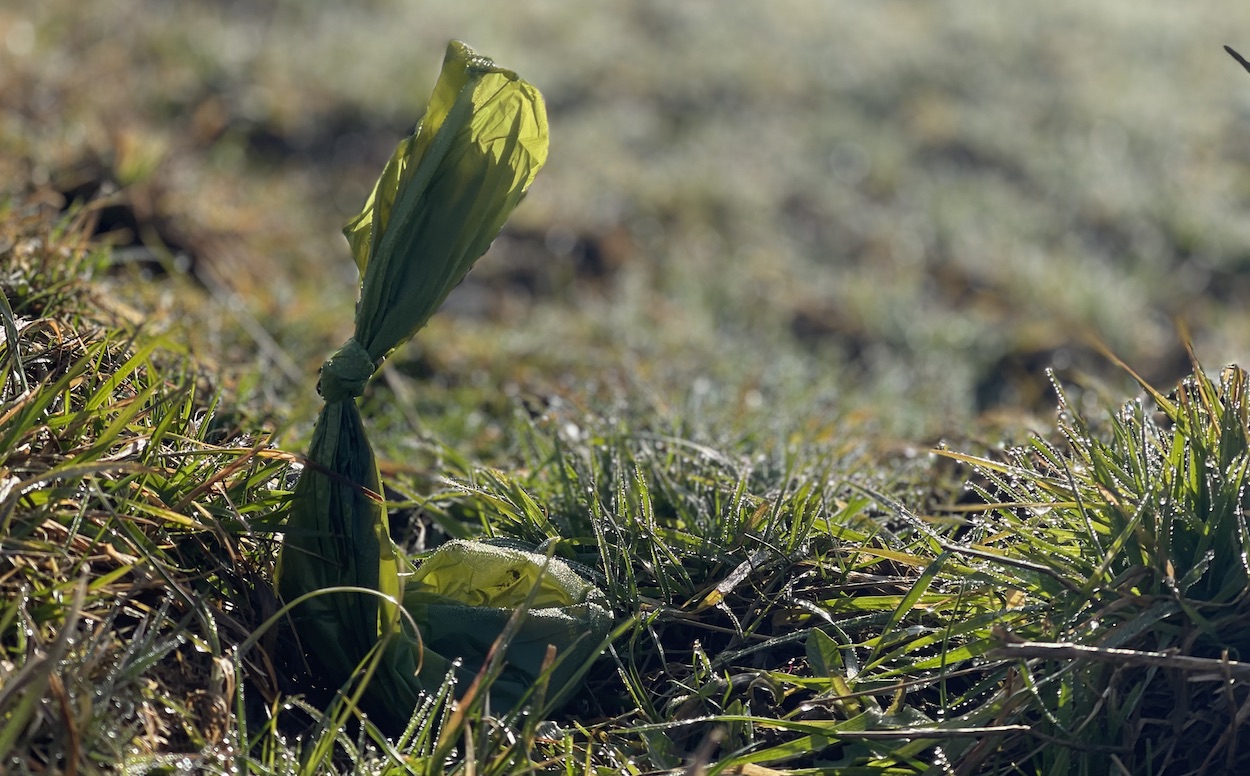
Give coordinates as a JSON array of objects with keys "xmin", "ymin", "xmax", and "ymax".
[{"xmin": 275, "ymin": 41, "xmax": 610, "ymax": 730}]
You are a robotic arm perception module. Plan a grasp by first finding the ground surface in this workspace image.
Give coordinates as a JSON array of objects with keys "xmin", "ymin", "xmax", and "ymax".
[
  {"xmin": 8, "ymin": 2, "xmax": 1250, "ymax": 437},
  {"xmin": 6, "ymin": 2, "xmax": 1250, "ymax": 774}
]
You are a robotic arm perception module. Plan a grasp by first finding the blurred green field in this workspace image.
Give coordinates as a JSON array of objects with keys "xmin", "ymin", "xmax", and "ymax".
[{"xmin": 7, "ymin": 1, "xmax": 1250, "ymax": 449}]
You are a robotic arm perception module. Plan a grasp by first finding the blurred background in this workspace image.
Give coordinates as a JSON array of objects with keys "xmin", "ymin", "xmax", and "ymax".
[{"xmin": 5, "ymin": 0, "xmax": 1250, "ymax": 452}]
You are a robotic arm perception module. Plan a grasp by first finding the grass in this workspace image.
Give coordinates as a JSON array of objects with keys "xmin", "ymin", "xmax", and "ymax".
[
  {"xmin": 7, "ymin": 3, "xmax": 1250, "ymax": 774},
  {"xmin": 0, "ymin": 212, "xmax": 282, "ymax": 772},
  {"xmin": 938, "ymin": 358, "xmax": 1250, "ymax": 773},
  {"xmin": 6, "ymin": 206, "xmax": 1250, "ymax": 774}
]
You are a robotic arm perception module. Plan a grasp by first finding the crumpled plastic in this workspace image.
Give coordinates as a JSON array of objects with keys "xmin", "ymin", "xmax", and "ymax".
[
  {"xmin": 274, "ymin": 40, "xmax": 610, "ymax": 731},
  {"xmin": 402, "ymin": 541, "xmax": 611, "ymax": 711}
]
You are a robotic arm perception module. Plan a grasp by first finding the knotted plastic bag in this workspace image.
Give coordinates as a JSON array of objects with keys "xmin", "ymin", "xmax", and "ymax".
[{"xmin": 275, "ymin": 40, "xmax": 610, "ymax": 730}]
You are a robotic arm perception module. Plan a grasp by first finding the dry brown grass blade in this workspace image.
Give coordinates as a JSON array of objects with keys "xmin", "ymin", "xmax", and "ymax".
[
  {"xmin": 170, "ymin": 439, "xmax": 272, "ymax": 513},
  {"xmin": 990, "ymin": 637, "xmax": 1250, "ymax": 681}
]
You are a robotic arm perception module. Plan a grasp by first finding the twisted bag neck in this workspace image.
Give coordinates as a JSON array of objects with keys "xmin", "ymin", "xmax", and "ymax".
[{"xmin": 318, "ymin": 338, "xmax": 376, "ymax": 402}]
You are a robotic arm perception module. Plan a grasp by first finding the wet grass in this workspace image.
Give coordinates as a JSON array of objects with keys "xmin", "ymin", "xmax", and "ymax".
[
  {"xmin": 6, "ymin": 2, "xmax": 1250, "ymax": 773},
  {"xmin": 8, "ymin": 205, "xmax": 1250, "ymax": 773}
]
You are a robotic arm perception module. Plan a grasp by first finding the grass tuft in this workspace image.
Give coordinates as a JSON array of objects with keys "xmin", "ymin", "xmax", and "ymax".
[
  {"xmin": 1, "ymin": 208, "xmax": 290, "ymax": 774},
  {"xmin": 944, "ymin": 359, "xmax": 1250, "ymax": 774}
]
